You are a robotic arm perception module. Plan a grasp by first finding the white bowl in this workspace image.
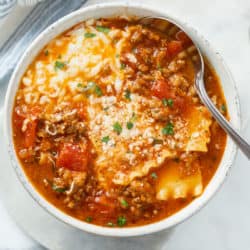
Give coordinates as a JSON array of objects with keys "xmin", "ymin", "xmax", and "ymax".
[{"xmin": 4, "ymin": 2, "xmax": 240, "ymax": 237}]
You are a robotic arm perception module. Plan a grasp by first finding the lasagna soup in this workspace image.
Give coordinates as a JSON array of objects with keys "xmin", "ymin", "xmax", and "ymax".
[{"xmin": 12, "ymin": 17, "xmax": 227, "ymax": 227}]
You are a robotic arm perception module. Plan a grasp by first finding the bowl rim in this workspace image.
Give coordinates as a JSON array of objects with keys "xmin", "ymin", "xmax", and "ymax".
[{"xmin": 3, "ymin": 2, "xmax": 240, "ymax": 237}]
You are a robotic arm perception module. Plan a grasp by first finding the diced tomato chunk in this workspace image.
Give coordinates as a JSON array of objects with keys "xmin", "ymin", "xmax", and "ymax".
[
  {"xmin": 24, "ymin": 120, "xmax": 38, "ymax": 148},
  {"xmin": 151, "ymin": 80, "xmax": 174, "ymax": 99},
  {"xmin": 56, "ymin": 143, "xmax": 89, "ymax": 171},
  {"xmin": 176, "ymin": 31, "xmax": 193, "ymax": 47},
  {"xmin": 167, "ymin": 40, "xmax": 183, "ymax": 58},
  {"xmin": 174, "ymin": 96, "xmax": 186, "ymax": 112},
  {"xmin": 92, "ymin": 195, "xmax": 116, "ymax": 215}
]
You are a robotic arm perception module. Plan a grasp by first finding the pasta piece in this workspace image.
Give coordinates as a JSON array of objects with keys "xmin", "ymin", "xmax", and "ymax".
[
  {"xmin": 113, "ymin": 148, "xmax": 175, "ymax": 185},
  {"xmin": 87, "ymin": 94, "xmax": 176, "ymax": 186},
  {"xmin": 184, "ymin": 106, "xmax": 212, "ymax": 152},
  {"xmin": 156, "ymin": 160, "xmax": 203, "ymax": 200}
]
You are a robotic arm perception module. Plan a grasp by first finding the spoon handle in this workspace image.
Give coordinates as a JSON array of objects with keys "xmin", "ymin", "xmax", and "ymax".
[{"xmin": 196, "ymin": 78, "xmax": 250, "ymax": 159}]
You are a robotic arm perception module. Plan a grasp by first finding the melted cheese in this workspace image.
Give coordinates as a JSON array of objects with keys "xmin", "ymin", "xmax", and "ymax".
[{"xmin": 87, "ymin": 94, "xmax": 176, "ymax": 186}]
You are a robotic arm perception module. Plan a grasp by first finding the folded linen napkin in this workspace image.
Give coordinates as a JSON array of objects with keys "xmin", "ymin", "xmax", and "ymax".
[
  {"xmin": 0, "ymin": 0, "xmax": 16, "ymax": 18},
  {"xmin": 0, "ymin": 0, "xmax": 87, "ymax": 107},
  {"xmin": 0, "ymin": 0, "xmax": 46, "ymax": 18}
]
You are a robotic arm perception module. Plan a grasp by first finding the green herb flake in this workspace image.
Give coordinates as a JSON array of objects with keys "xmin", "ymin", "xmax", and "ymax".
[
  {"xmin": 120, "ymin": 199, "xmax": 129, "ymax": 208},
  {"xmin": 152, "ymin": 138, "xmax": 163, "ymax": 145},
  {"xmin": 120, "ymin": 63, "xmax": 126, "ymax": 70},
  {"xmin": 167, "ymin": 99, "xmax": 173, "ymax": 107},
  {"xmin": 85, "ymin": 216, "xmax": 93, "ymax": 223},
  {"xmin": 162, "ymin": 98, "xmax": 168, "ymax": 106},
  {"xmin": 96, "ymin": 25, "xmax": 110, "ymax": 34},
  {"xmin": 117, "ymin": 216, "xmax": 127, "ymax": 227},
  {"xmin": 52, "ymin": 184, "xmax": 67, "ymax": 193},
  {"xmin": 131, "ymin": 112, "xmax": 137, "ymax": 122},
  {"xmin": 124, "ymin": 89, "xmax": 131, "ymax": 100},
  {"xmin": 81, "ymin": 81, "xmax": 95, "ymax": 92},
  {"xmin": 113, "ymin": 122, "xmax": 122, "ymax": 135},
  {"xmin": 126, "ymin": 122, "xmax": 134, "ymax": 130},
  {"xmin": 162, "ymin": 98, "xmax": 173, "ymax": 107},
  {"xmin": 77, "ymin": 83, "xmax": 84, "ymax": 88},
  {"xmin": 79, "ymin": 82, "xmax": 103, "ymax": 97},
  {"xmin": 162, "ymin": 122, "xmax": 174, "ymax": 135},
  {"xmin": 44, "ymin": 50, "xmax": 49, "ymax": 56},
  {"xmin": 84, "ymin": 32, "xmax": 96, "ymax": 38},
  {"xmin": 107, "ymin": 222, "xmax": 115, "ymax": 227},
  {"xmin": 94, "ymin": 84, "xmax": 103, "ymax": 97},
  {"xmin": 221, "ymin": 104, "xmax": 227, "ymax": 113},
  {"xmin": 101, "ymin": 136, "xmax": 110, "ymax": 143},
  {"xmin": 151, "ymin": 172, "xmax": 158, "ymax": 179},
  {"xmin": 54, "ymin": 61, "xmax": 66, "ymax": 70},
  {"xmin": 115, "ymin": 54, "xmax": 120, "ymax": 58}
]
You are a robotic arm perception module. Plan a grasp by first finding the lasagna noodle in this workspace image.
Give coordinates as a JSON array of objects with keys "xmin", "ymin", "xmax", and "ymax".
[
  {"xmin": 156, "ymin": 161, "xmax": 203, "ymax": 200},
  {"xmin": 88, "ymin": 96, "xmax": 211, "ymax": 188},
  {"xmin": 87, "ymin": 94, "xmax": 177, "ymax": 186},
  {"xmin": 184, "ymin": 106, "xmax": 212, "ymax": 152}
]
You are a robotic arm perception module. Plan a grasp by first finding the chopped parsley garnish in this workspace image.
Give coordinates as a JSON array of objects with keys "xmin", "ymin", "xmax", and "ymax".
[
  {"xmin": 78, "ymin": 82, "xmax": 102, "ymax": 97},
  {"xmin": 131, "ymin": 112, "xmax": 137, "ymax": 122},
  {"xmin": 85, "ymin": 216, "xmax": 93, "ymax": 222},
  {"xmin": 221, "ymin": 104, "xmax": 227, "ymax": 113},
  {"xmin": 101, "ymin": 136, "xmax": 110, "ymax": 143},
  {"xmin": 117, "ymin": 216, "xmax": 127, "ymax": 227},
  {"xmin": 152, "ymin": 138, "xmax": 163, "ymax": 145},
  {"xmin": 96, "ymin": 25, "xmax": 110, "ymax": 34},
  {"xmin": 78, "ymin": 82, "xmax": 94, "ymax": 92},
  {"xmin": 54, "ymin": 61, "xmax": 66, "ymax": 70},
  {"xmin": 120, "ymin": 199, "xmax": 129, "ymax": 208},
  {"xmin": 126, "ymin": 121, "xmax": 134, "ymax": 130},
  {"xmin": 115, "ymin": 54, "xmax": 120, "ymax": 58},
  {"xmin": 120, "ymin": 63, "xmax": 126, "ymax": 70},
  {"xmin": 151, "ymin": 172, "xmax": 158, "ymax": 179},
  {"xmin": 113, "ymin": 122, "xmax": 122, "ymax": 134},
  {"xmin": 162, "ymin": 98, "xmax": 173, "ymax": 107},
  {"xmin": 52, "ymin": 184, "xmax": 67, "ymax": 193},
  {"xmin": 77, "ymin": 83, "xmax": 84, "ymax": 88},
  {"xmin": 44, "ymin": 50, "xmax": 49, "ymax": 56},
  {"xmin": 107, "ymin": 222, "xmax": 115, "ymax": 227},
  {"xmin": 94, "ymin": 84, "xmax": 103, "ymax": 97},
  {"xmin": 162, "ymin": 122, "xmax": 174, "ymax": 135},
  {"xmin": 124, "ymin": 89, "xmax": 131, "ymax": 100},
  {"xmin": 84, "ymin": 32, "xmax": 96, "ymax": 38}
]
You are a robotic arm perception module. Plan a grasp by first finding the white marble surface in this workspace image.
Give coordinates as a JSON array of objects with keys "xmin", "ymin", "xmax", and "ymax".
[{"xmin": 0, "ymin": 0, "xmax": 250, "ymax": 249}]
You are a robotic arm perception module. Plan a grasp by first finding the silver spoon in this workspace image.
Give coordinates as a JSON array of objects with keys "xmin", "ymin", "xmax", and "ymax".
[{"xmin": 140, "ymin": 16, "xmax": 250, "ymax": 159}]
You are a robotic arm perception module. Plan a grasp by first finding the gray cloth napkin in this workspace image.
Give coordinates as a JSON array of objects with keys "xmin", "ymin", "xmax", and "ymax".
[
  {"xmin": 0, "ymin": 0, "xmax": 87, "ymax": 106},
  {"xmin": 0, "ymin": 0, "xmax": 16, "ymax": 18}
]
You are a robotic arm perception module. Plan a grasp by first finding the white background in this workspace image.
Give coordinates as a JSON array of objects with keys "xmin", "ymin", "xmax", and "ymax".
[{"xmin": 0, "ymin": 0, "xmax": 250, "ymax": 249}]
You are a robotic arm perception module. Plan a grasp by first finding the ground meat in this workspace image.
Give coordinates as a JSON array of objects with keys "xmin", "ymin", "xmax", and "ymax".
[{"xmin": 51, "ymin": 168, "xmax": 87, "ymax": 208}]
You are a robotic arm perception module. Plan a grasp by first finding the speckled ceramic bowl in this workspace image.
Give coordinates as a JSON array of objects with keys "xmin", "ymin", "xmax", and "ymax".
[{"xmin": 4, "ymin": 2, "xmax": 240, "ymax": 237}]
